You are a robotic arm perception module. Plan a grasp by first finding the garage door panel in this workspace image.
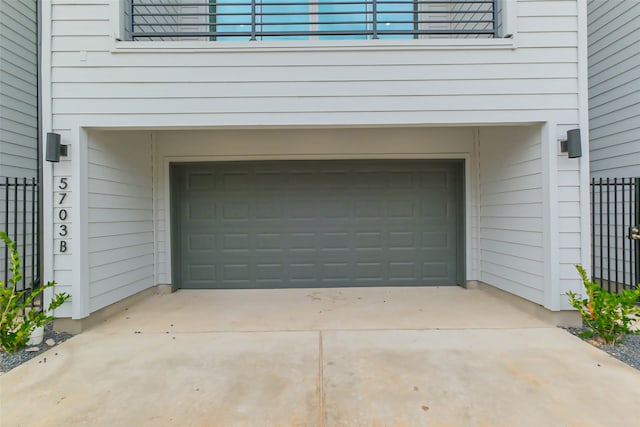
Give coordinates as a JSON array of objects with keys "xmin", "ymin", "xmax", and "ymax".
[
  {"xmin": 189, "ymin": 265, "xmax": 216, "ymax": 282},
  {"xmin": 421, "ymin": 231, "xmax": 449, "ymax": 248},
  {"xmin": 222, "ymin": 233, "xmax": 250, "ymax": 252},
  {"xmin": 221, "ymin": 203, "xmax": 250, "ymax": 221},
  {"xmin": 222, "ymin": 263, "xmax": 251, "ymax": 282},
  {"xmin": 188, "ymin": 198, "xmax": 215, "ymax": 220},
  {"xmin": 255, "ymin": 171, "xmax": 285, "ymax": 188},
  {"xmin": 174, "ymin": 160, "xmax": 462, "ymax": 289},
  {"xmin": 420, "ymin": 170, "xmax": 449, "ymax": 187},
  {"xmin": 256, "ymin": 233, "xmax": 285, "ymax": 251},
  {"xmin": 187, "ymin": 173, "xmax": 215, "ymax": 190},
  {"xmin": 388, "ymin": 171, "xmax": 415, "ymax": 188},
  {"xmin": 388, "ymin": 200, "xmax": 418, "ymax": 219},
  {"xmin": 188, "ymin": 233, "xmax": 216, "ymax": 251},
  {"xmin": 422, "ymin": 262, "xmax": 451, "ymax": 279},
  {"xmin": 220, "ymin": 171, "xmax": 252, "ymax": 190},
  {"xmin": 255, "ymin": 202, "xmax": 284, "ymax": 220}
]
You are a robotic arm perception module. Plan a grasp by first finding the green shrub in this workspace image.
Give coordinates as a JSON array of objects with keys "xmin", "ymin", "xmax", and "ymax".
[
  {"xmin": 567, "ymin": 265, "xmax": 640, "ymax": 345},
  {"xmin": 1, "ymin": 231, "xmax": 70, "ymax": 353}
]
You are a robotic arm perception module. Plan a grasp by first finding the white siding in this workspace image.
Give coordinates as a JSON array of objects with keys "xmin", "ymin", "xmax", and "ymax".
[
  {"xmin": 556, "ymin": 130, "xmax": 583, "ymax": 306},
  {"xmin": 49, "ymin": 0, "xmax": 580, "ymax": 130},
  {"xmin": 51, "ymin": 150, "xmax": 73, "ymax": 317},
  {"xmin": 478, "ymin": 126, "xmax": 545, "ymax": 304},
  {"xmin": 588, "ymin": 0, "xmax": 640, "ymax": 178},
  {"xmin": 0, "ymin": 0, "xmax": 38, "ymax": 292},
  {"xmin": 477, "ymin": 125, "xmax": 583, "ymax": 309},
  {"xmin": 41, "ymin": 0, "xmax": 588, "ymax": 317},
  {"xmin": 0, "ymin": 0, "xmax": 38, "ymax": 179},
  {"xmin": 87, "ymin": 131, "xmax": 154, "ymax": 312}
]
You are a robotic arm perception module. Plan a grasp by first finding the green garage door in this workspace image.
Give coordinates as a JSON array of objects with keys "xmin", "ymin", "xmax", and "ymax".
[{"xmin": 171, "ymin": 160, "xmax": 464, "ymax": 289}]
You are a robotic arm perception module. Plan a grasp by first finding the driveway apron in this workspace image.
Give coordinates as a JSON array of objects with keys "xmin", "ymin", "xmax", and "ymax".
[{"xmin": 1, "ymin": 287, "xmax": 639, "ymax": 426}]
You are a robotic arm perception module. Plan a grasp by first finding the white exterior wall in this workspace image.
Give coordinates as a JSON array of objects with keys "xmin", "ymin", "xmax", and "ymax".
[
  {"xmin": 41, "ymin": 0, "xmax": 590, "ymax": 318},
  {"xmin": 478, "ymin": 126, "xmax": 545, "ymax": 304},
  {"xmin": 87, "ymin": 131, "xmax": 154, "ymax": 313},
  {"xmin": 49, "ymin": 129, "xmax": 155, "ymax": 317},
  {"xmin": 588, "ymin": 0, "xmax": 640, "ymax": 179},
  {"xmin": 477, "ymin": 125, "xmax": 582, "ymax": 310},
  {"xmin": 587, "ymin": 1, "xmax": 639, "ymax": 288},
  {"xmin": 0, "ymin": 0, "xmax": 38, "ymax": 179},
  {"xmin": 47, "ymin": 0, "xmax": 582, "ymax": 129},
  {"xmin": 1, "ymin": 0, "xmax": 38, "ymax": 288}
]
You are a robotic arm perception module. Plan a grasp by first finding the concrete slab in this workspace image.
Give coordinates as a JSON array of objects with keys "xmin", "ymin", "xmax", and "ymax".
[
  {"xmin": 2, "ymin": 288, "xmax": 639, "ymax": 426},
  {"xmin": 0, "ymin": 330, "xmax": 321, "ymax": 427},
  {"xmin": 322, "ymin": 328, "xmax": 640, "ymax": 427},
  {"xmin": 97, "ymin": 287, "xmax": 551, "ymax": 335}
]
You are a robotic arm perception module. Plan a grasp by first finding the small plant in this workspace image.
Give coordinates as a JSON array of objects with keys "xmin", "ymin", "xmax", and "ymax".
[
  {"xmin": 1, "ymin": 231, "xmax": 70, "ymax": 353},
  {"xmin": 567, "ymin": 265, "xmax": 640, "ymax": 345}
]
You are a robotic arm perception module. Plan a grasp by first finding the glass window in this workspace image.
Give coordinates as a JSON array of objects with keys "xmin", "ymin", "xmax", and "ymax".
[{"xmin": 210, "ymin": 0, "xmax": 417, "ymax": 41}]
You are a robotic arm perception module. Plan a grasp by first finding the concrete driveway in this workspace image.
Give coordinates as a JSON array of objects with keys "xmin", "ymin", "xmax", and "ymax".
[{"xmin": 1, "ymin": 286, "xmax": 640, "ymax": 426}]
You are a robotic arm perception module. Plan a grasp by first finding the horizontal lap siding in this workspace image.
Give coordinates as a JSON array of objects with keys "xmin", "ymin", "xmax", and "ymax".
[
  {"xmin": 87, "ymin": 131, "xmax": 154, "ymax": 312},
  {"xmin": 0, "ymin": 0, "xmax": 38, "ymax": 179},
  {"xmin": 478, "ymin": 126, "xmax": 545, "ymax": 304},
  {"xmin": 557, "ymin": 149, "xmax": 582, "ymax": 305},
  {"xmin": 49, "ymin": 0, "xmax": 579, "ymax": 128},
  {"xmin": 51, "ymin": 146, "xmax": 72, "ymax": 316},
  {"xmin": 588, "ymin": 0, "xmax": 640, "ymax": 178},
  {"xmin": 1, "ymin": 0, "xmax": 39, "ymax": 310},
  {"xmin": 45, "ymin": 0, "xmax": 583, "ymax": 309}
]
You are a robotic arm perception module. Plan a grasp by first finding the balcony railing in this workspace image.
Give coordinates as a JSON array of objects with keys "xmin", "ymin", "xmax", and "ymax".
[{"xmin": 129, "ymin": 0, "xmax": 498, "ymax": 41}]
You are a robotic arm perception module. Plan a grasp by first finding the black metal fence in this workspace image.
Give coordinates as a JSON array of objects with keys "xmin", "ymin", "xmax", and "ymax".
[
  {"xmin": 130, "ymin": 0, "xmax": 498, "ymax": 41},
  {"xmin": 591, "ymin": 177, "xmax": 640, "ymax": 292},
  {"xmin": 1, "ymin": 177, "xmax": 41, "ymax": 308}
]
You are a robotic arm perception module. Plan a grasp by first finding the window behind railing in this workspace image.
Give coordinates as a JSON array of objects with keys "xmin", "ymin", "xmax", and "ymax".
[{"xmin": 129, "ymin": 0, "xmax": 498, "ymax": 41}]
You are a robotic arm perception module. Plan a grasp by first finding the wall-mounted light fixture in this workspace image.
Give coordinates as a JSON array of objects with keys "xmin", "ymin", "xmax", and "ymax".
[
  {"xmin": 560, "ymin": 128, "xmax": 582, "ymax": 158},
  {"xmin": 45, "ymin": 132, "xmax": 68, "ymax": 162}
]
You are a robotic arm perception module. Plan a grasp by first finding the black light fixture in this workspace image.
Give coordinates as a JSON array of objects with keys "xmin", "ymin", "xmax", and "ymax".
[
  {"xmin": 45, "ymin": 132, "xmax": 68, "ymax": 162},
  {"xmin": 560, "ymin": 128, "xmax": 582, "ymax": 158}
]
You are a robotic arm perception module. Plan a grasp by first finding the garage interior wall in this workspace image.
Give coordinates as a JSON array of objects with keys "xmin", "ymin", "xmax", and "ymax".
[
  {"xmin": 86, "ymin": 130, "xmax": 155, "ymax": 314},
  {"xmin": 71, "ymin": 124, "xmax": 582, "ymax": 316},
  {"xmin": 478, "ymin": 126, "xmax": 545, "ymax": 304}
]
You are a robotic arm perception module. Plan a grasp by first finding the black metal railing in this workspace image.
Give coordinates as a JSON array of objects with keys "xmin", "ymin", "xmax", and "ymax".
[
  {"xmin": 130, "ymin": 0, "xmax": 497, "ymax": 41},
  {"xmin": 1, "ymin": 177, "xmax": 41, "ymax": 309},
  {"xmin": 591, "ymin": 177, "xmax": 640, "ymax": 292}
]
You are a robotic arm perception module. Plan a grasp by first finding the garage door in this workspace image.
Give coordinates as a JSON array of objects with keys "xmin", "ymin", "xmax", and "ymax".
[{"xmin": 171, "ymin": 160, "xmax": 464, "ymax": 289}]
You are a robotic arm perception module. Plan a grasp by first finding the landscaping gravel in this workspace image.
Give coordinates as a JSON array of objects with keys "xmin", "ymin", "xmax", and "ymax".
[
  {"xmin": 565, "ymin": 327, "xmax": 640, "ymax": 371},
  {"xmin": 0, "ymin": 323, "xmax": 74, "ymax": 373}
]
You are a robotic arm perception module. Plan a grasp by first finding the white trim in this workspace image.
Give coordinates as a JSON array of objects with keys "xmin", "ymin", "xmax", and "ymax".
[
  {"xmin": 151, "ymin": 132, "xmax": 158, "ymax": 286},
  {"xmin": 463, "ymin": 152, "xmax": 473, "ymax": 283},
  {"xmin": 163, "ymin": 158, "xmax": 172, "ymax": 284},
  {"xmin": 501, "ymin": 0, "xmax": 518, "ymax": 42},
  {"xmin": 473, "ymin": 127, "xmax": 482, "ymax": 281},
  {"xmin": 112, "ymin": 38, "xmax": 516, "ymax": 53},
  {"xmin": 71, "ymin": 127, "xmax": 90, "ymax": 318},
  {"xmin": 41, "ymin": 0, "xmax": 55, "ymax": 311},
  {"xmin": 161, "ymin": 152, "xmax": 473, "ymax": 287},
  {"xmin": 112, "ymin": 0, "xmax": 126, "ymax": 41},
  {"xmin": 576, "ymin": 0, "xmax": 591, "ymax": 273},
  {"xmin": 542, "ymin": 121, "xmax": 560, "ymax": 311}
]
